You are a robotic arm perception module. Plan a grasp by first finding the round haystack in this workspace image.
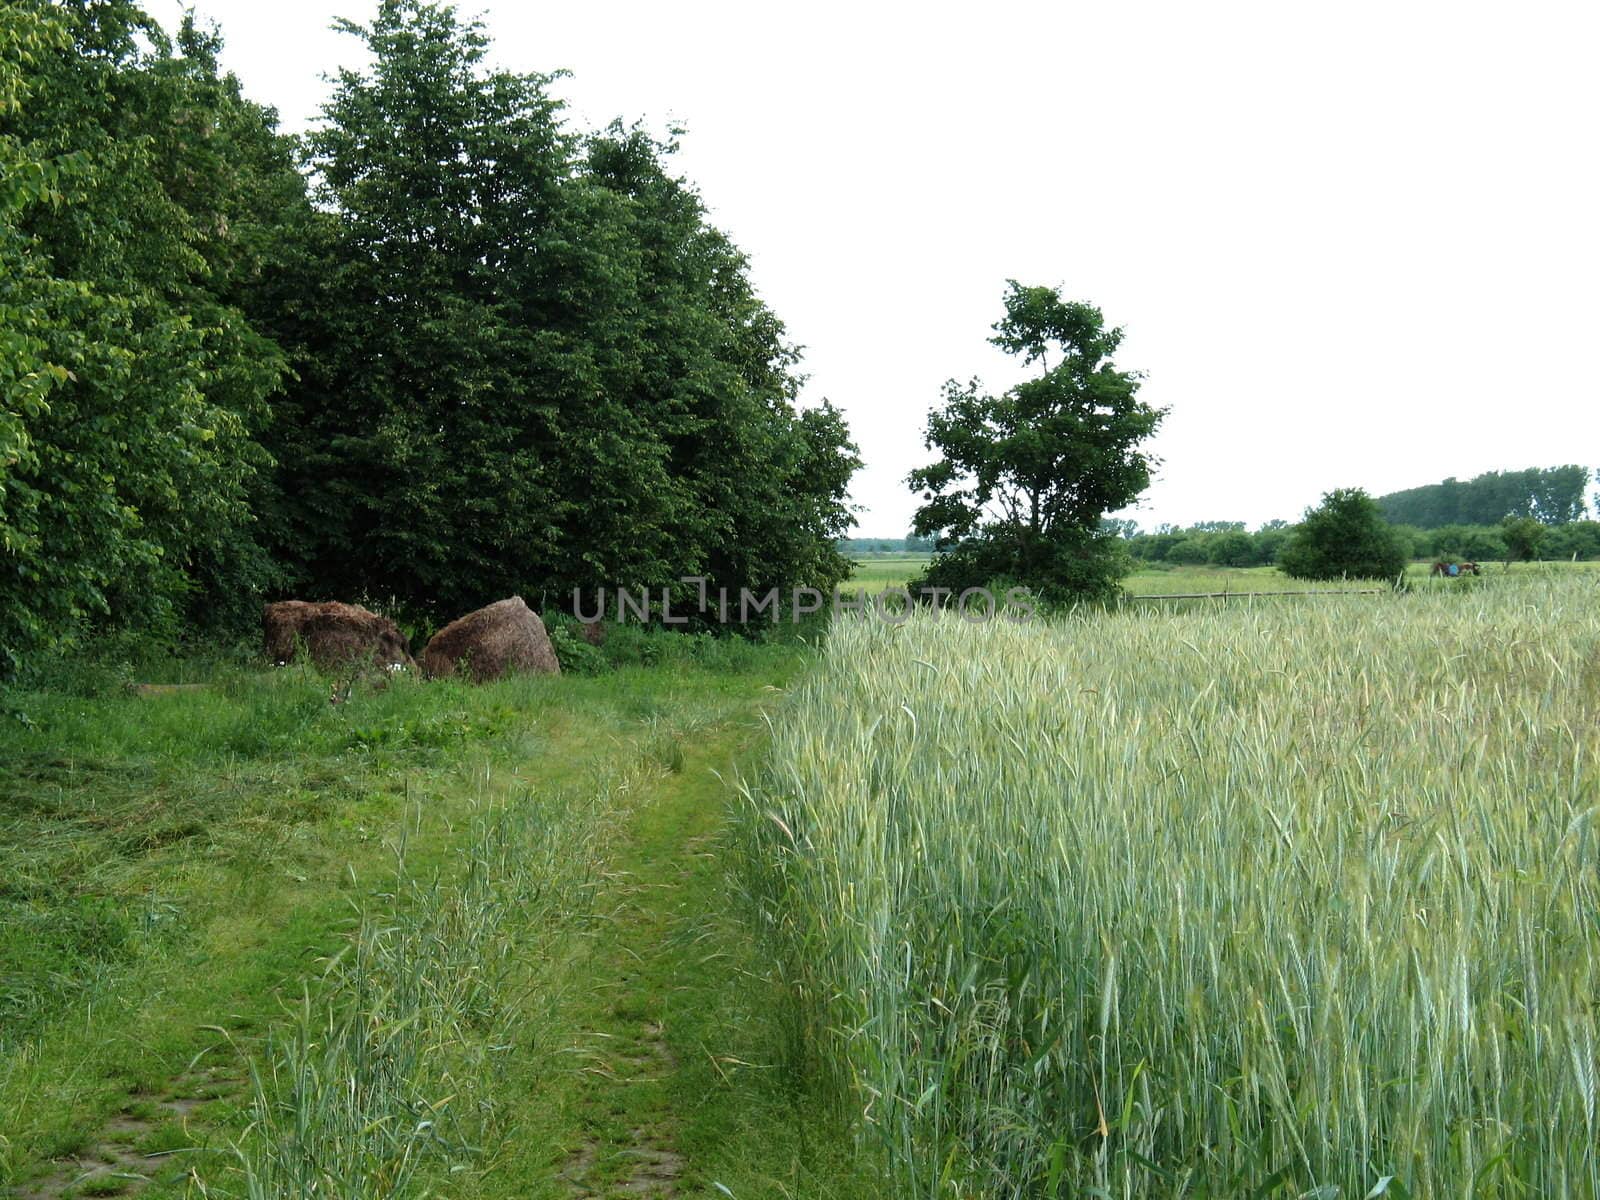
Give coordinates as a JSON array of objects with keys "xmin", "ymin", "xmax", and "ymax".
[
  {"xmin": 263, "ymin": 601, "xmax": 414, "ymax": 670},
  {"xmin": 422, "ymin": 596, "xmax": 561, "ymax": 682}
]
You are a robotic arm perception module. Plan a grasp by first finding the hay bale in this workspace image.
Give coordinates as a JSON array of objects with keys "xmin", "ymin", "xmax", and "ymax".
[
  {"xmin": 262, "ymin": 601, "xmax": 414, "ymax": 671},
  {"xmin": 422, "ymin": 596, "xmax": 560, "ymax": 682}
]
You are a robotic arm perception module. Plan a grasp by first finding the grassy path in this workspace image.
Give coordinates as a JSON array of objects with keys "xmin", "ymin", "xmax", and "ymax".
[
  {"xmin": 482, "ymin": 698, "xmax": 874, "ymax": 1200},
  {"xmin": 2, "ymin": 648, "xmax": 871, "ymax": 1199},
  {"xmin": 554, "ymin": 724, "xmax": 744, "ymax": 1197}
]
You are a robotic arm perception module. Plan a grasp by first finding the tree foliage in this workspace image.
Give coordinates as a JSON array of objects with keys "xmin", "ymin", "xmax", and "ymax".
[
  {"xmin": 262, "ymin": 0, "xmax": 855, "ymax": 619},
  {"xmin": 1378, "ymin": 466, "xmax": 1592, "ymax": 528},
  {"xmin": 907, "ymin": 283, "xmax": 1163, "ymax": 601},
  {"xmin": 1, "ymin": 0, "xmax": 859, "ymax": 668},
  {"xmin": 1, "ymin": 0, "xmax": 292, "ymax": 669},
  {"xmin": 1499, "ymin": 516, "xmax": 1545, "ymax": 565},
  {"xmin": 1280, "ymin": 489, "xmax": 1407, "ymax": 581}
]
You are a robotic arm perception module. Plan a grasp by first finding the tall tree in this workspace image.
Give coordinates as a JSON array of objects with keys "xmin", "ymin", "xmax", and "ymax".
[
  {"xmin": 581, "ymin": 122, "xmax": 857, "ymax": 600},
  {"xmin": 907, "ymin": 282, "xmax": 1164, "ymax": 601},
  {"xmin": 0, "ymin": 0, "xmax": 293, "ymax": 669},
  {"xmin": 276, "ymin": 0, "xmax": 857, "ymax": 618}
]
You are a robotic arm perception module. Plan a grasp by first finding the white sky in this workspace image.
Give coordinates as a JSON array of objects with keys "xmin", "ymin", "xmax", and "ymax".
[{"xmin": 170, "ymin": 0, "xmax": 1600, "ymax": 535}]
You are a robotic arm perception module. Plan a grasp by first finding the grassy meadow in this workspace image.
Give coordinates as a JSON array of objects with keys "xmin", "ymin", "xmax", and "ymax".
[
  {"xmin": 846, "ymin": 554, "xmax": 934, "ymax": 592},
  {"xmin": 7, "ymin": 566, "xmax": 1600, "ymax": 1197},
  {"xmin": 738, "ymin": 570, "xmax": 1600, "ymax": 1196},
  {"xmin": 0, "ymin": 635, "xmax": 875, "ymax": 1199},
  {"xmin": 847, "ymin": 554, "xmax": 1600, "ymax": 598}
]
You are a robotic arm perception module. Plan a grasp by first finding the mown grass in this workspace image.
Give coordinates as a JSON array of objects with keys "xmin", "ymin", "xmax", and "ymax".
[
  {"xmin": 227, "ymin": 778, "xmax": 608, "ymax": 1199},
  {"xmin": 738, "ymin": 571, "xmax": 1600, "ymax": 1197},
  {"xmin": 0, "ymin": 627, "xmax": 848, "ymax": 1197},
  {"xmin": 0, "ymin": 652, "xmax": 622, "ymax": 1195}
]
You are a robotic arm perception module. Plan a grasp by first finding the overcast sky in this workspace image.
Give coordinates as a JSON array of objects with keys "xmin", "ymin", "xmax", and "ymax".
[{"xmin": 169, "ymin": 0, "xmax": 1600, "ymax": 535}]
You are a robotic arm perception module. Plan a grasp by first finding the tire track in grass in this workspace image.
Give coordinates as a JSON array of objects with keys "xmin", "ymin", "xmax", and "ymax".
[
  {"xmin": 546, "ymin": 699, "xmax": 874, "ymax": 1200},
  {"xmin": 555, "ymin": 741, "xmax": 721, "ymax": 1198}
]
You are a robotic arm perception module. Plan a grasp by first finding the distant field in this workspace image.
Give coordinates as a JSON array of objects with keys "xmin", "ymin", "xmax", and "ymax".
[
  {"xmin": 740, "ymin": 572, "xmax": 1600, "ymax": 1195},
  {"xmin": 849, "ymin": 556, "xmax": 1600, "ymax": 598},
  {"xmin": 1126, "ymin": 560, "xmax": 1600, "ymax": 596},
  {"xmin": 1123, "ymin": 564, "xmax": 1334, "ymax": 595},
  {"xmin": 845, "ymin": 554, "xmax": 930, "ymax": 591}
]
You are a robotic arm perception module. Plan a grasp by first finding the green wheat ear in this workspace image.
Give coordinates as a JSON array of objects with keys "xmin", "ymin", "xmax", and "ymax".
[{"xmin": 735, "ymin": 571, "xmax": 1600, "ymax": 1197}]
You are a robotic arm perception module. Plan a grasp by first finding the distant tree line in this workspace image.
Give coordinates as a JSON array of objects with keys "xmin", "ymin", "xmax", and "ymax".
[
  {"xmin": 1119, "ymin": 521, "xmax": 1292, "ymax": 567},
  {"xmin": 1, "ymin": 0, "xmax": 859, "ymax": 673},
  {"xmin": 838, "ymin": 535, "xmax": 934, "ymax": 555},
  {"xmin": 1116, "ymin": 516, "xmax": 1600, "ymax": 565},
  {"xmin": 1376, "ymin": 466, "xmax": 1594, "ymax": 528}
]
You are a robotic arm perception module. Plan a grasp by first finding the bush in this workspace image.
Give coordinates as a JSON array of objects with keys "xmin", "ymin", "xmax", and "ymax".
[
  {"xmin": 543, "ymin": 621, "xmax": 607, "ymax": 676},
  {"xmin": 1500, "ymin": 516, "xmax": 1546, "ymax": 564},
  {"xmin": 1280, "ymin": 488, "xmax": 1407, "ymax": 582},
  {"xmin": 1164, "ymin": 537, "xmax": 1210, "ymax": 566},
  {"xmin": 1541, "ymin": 520, "xmax": 1600, "ymax": 560},
  {"xmin": 1428, "ymin": 524, "xmax": 1507, "ymax": 561},
  {"xmin": 1205, "ymin": 530, "xmax": 1256, "ymax": 568}
]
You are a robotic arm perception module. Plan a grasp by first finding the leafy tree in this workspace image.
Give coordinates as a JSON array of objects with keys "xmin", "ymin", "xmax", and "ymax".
[
  {"xmin": 1, "ymin": 0, "xmax": 291, "ymax": 670},
  {"xmin": 1205, "ymin": 529, "xmax": 1256, "ymax": 567},
  {"xmin": 908, "ymin": 283, "xmax": 1164, "ymax": 601},
  {"xmin": 272, "ymin": 0, "xmax": 855, "ymax": 619},
  {"xmin": 1543, "ymin": 520, "xmax": 1600, "ymax": 561},
  {"xmin": 1165, "ymin": 537, "xmax": 1210, "ymax": 566},
  {"xmin": 1280, "ymin": 489, "xmax": 1407, "ymax": 581},
  {"xmin": 1126, "ymin": 529, "xmax": 1184, "ymax": 561},
  {"xmin": 1427, "ymin": 524, "xmax": 1506, "ymax": 561},
  {"xmin": 1499, "ymin": 516, "xmax": 1545, "ymax": 565},
  {"xmin": 584, "ymin": 124, "xmax": 856, "ymax": 603},
  {"xmin": 1529, "ymin": 466, "xmax": 1590, "ymax": 523},
  {"xmin": 1254, "ymin": 520, "xmax": 1290, "ymax": 564}
]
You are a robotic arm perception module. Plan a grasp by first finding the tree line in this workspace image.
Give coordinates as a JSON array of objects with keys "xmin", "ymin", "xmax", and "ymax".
[
  {"xmin": 0, "ymin": 0, "xmax": 859, "ymax": 674},
  {"xmin": 837, "ymin": 535, "xmax": 935, "ymax": 555},
  {"xmin": 1118, "ymin": 515, "xmax": 1600, "ymax": 567},
  {"xmin": 1376, "ymin": 465, "xmax": 1594, "ymax": 528}
]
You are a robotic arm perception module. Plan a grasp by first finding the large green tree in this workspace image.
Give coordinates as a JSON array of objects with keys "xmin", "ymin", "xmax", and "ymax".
[
  {"xmin": 1280, "ymin": 488, "xmax": 1407, "ymax": 581},
  {"xmin": 3, "ymin": 0, "xmax": 857, "ymax": 662},
  {"xmin": 0, "ymin": 0, "xmax": 295, "ymax": 670},
  {"xmin": 580, "ymin": 122, "xmax": 857, "ymax": 602},
  {"xmin": 270, "ymin": 0, "xmax": 856, "ymax": 619},
  {"xmin": 907, "ymin": 282, "xmax": 1164, "ymax": 601}
]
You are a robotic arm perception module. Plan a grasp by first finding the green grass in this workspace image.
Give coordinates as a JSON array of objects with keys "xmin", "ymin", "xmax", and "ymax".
[
  {"xmin": 846, "ymin": 555, "xmax": 931, "ymax": 592},
  {"xmin": 1122, "ymin": 563, "xmax": 1343, "ymax": 594},
  {"xmin": 854, "ymin": 556, "xmax": 1600, "ymax": 602},
  {"xmin": 737, "ymin": 570, "xmax": 1600, "ymax": 1196},
  {"xmin": 0, "ymin": 631, "xmax": 871, "ymax": 1197}
]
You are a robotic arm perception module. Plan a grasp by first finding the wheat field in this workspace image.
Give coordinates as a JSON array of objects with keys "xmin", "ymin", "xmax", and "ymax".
[{"xmin": 739, "ymin": 572, "xmax": 1600, "ymax": 1197}]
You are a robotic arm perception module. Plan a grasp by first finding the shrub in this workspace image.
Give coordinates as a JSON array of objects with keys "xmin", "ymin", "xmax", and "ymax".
[{"xmin": 1280, "ymin": 488, "xmax": 1407, "ymax": 581}]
